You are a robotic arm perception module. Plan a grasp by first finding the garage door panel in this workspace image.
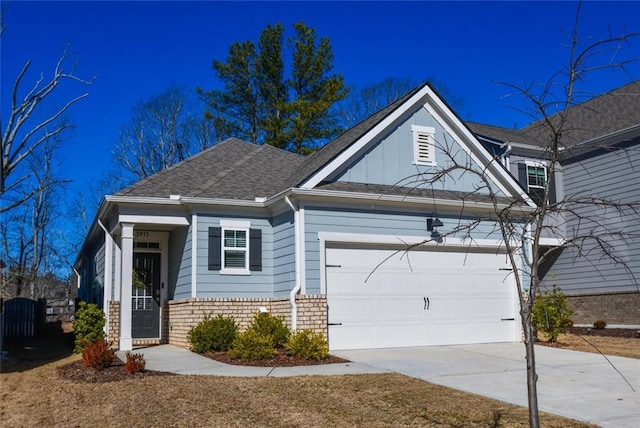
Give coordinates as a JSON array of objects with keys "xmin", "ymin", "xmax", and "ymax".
[{"xmin": 327, "ymin": 246, "xmax": 519, "ymax": 350}]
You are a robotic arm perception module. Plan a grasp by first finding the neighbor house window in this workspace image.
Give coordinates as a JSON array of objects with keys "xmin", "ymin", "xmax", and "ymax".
[
  {"xmin": 518, "ymin": 162, "xmax": 555, "ymax": 206},
  {"xmin": 412, "ymin": 125, "xmax": 436, "ymax": 166}
]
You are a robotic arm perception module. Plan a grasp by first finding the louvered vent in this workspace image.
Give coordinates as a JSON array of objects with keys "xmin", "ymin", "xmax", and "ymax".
[{"xmin": 412, "ymin": 125, "xmax": 436, "ymax": 165}]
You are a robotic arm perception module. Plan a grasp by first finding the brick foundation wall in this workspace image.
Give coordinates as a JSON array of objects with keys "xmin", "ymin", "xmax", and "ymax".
[
  {"xmin": 566, "ymin": 291, "xmax": 640, "ymax": 326},
  {"xmin": 107, "ymin": 301, "xmax": 120, "ymax": 348},
  {"xmin": 167, "ymin": 295, "xmax": 327, "ymax": 349}
]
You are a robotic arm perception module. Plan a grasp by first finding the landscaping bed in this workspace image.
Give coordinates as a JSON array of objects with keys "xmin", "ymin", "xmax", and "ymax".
[
  {"xmin": 203, "ymin": 348, "xmax": 348, "ymax": 367},
  {"xmin": 567, "ymin": 326, "xmax": 639, "ymax": 338}
]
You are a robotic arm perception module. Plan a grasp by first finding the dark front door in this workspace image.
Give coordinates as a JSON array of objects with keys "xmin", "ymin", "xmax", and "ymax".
[{"xmin": 132, "ymin": 252, "xmax": 161, "ymax": 338}]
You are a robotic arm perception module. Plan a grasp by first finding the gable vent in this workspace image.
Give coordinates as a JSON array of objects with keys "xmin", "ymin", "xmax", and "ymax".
[{"xmin": 412, "ymin": 125, "xmax": 436, "ymax": 166}]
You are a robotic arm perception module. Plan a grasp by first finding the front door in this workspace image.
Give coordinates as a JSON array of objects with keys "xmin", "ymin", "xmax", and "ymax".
[{"xmin": 132, "ymin": 252, "xmax": 161, "ymax": 338}]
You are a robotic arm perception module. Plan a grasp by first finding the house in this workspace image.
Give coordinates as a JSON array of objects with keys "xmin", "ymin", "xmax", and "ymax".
[
  {"xmin": 469, "ymin": 80, "xmax": 640, "ymax": 328},
  {"xmin": 75, "ymin": 83, "xmax": 537, "ymax": 351}
]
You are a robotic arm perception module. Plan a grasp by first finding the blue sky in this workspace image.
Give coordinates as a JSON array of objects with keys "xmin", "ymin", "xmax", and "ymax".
[{"xmin": 2, "ymin": 1, "xmax": 640, "ymax": 203}]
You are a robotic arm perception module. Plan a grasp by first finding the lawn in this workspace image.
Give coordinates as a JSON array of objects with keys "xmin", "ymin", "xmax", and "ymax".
[{"xmin": 2, "ymin": 323, "xmax": 636, "ymax": 427}]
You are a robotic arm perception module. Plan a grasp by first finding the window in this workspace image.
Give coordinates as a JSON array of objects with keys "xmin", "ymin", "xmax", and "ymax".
[
  {"xmin": 208, "ymin": 223, "xmax": 262, "ymax": 274},
  {"xmin": 527, "ymin": 165, "xmax": 547, "ymax": 189},
  {"xmin": 223, "ymin": 229, "xmax": 248, "ymax": 269},
  {"xmin": 518, "ymin": 162, "xmax": 555, "ymax": 206},
  {"xmin": 412, "ymin": 125, "xmax": 436, "ymax": 166}
]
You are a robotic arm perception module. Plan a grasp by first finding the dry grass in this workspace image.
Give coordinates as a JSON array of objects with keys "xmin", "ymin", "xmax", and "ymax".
[
  {"xmin": 536, "ymin": 333, "xmax": 640, "ymax": 359},
  {"xmin": 1, "ymin": 353, "xmax": 594, "ymax": 428}
]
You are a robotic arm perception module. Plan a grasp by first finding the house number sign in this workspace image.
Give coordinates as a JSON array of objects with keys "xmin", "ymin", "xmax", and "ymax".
[{"xmin": 135, "ymin": 231, "xmax": 150, "ymax": 238}]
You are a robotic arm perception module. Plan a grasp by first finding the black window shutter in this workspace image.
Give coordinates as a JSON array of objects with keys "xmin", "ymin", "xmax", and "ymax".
[
  {"xmin": 548, "ymin": 175, "xmax": 557, "ymax": 205},
  {"xmin": 518, "ymin": 163, "xmax": 528, "ymax": 190},
  {"xmin": 249, "ymin": 228, "xmax": 262, "ymax": 271},
  {"xmin": 208, "ymin": 227, "xmax": 222, "ymax": 270}
]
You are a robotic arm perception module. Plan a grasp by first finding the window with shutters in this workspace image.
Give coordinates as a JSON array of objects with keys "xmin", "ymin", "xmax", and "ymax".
[
  {"xmin": 412, "ymin": 125, "xmax": 436, "ymax": 166},
  {"xmin": 208, "ymin": 220, "xmax": 262, "ymax": 275}
]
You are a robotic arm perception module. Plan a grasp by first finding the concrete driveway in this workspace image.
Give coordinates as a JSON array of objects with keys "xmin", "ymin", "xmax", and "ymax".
[{"xmin": 333, "ymin": 343, "xmax": 640, "ymax": 428}]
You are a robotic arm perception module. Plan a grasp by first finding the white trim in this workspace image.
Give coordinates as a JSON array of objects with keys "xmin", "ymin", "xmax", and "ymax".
[
  {"xmin": 119, "ymin": 214, "xmax": 189, "ymax": 226},
  {"xmin": 538, "ymin": 237, "xmax": 564, "ymax": 247},
  {"xmin": 97, "ymin": 220, "xmax": 113, "ymax": 336},
  {"xmin": 119, "ymin": 223, "xmax": 134, "ymax": 351},
  {"xmin": 191, "ymin": 214, "xmax": 198, "ymax": 298},
  {"xmin": 299, "ymin": 202, "xmax": 307, "ymax": 294},
  {"xmin": 220, "ymin": 219, "xmax": 251, "ymax": 229},
  {"xmin": 301, "ymin": 86, "xmax": 433, "ymax": 189},
  {"xmin": 285, "ymin": 196, "xmax": 301, "ymax": 331},
  {"xmin": 114, "ymin": 241, "xmax": 121, "ymax": 301}
]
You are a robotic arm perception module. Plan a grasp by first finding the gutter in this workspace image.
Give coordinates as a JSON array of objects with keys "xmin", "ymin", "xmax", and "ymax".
[{"xmin": 284, "ymin": 196, "xmax": 301, "ymax": 331}]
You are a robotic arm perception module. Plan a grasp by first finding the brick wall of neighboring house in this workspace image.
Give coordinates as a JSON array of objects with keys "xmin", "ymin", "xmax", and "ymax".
[
  {"xmin": 566, "ymin": 291, "xmax": 640, "ymax": 326},
  {"xmin": 107, "ymin": 301, "xmax": 120, "ymax": 347},
  {"xmin": 166, "ymin": 295, "xmax": 328, "ymax": 349}
]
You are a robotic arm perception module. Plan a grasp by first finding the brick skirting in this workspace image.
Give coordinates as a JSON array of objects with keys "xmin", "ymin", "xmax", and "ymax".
[
  {"xmin": 107, "ymin": 301, "xmax": 120, "ymax": 347},
  {"xmin": 166, "ymin": 295, "xmax": 327, "ymax": 349},
  {"xmin": 566, "ymin": 291, "xmax": 640, "ymax": 326}
]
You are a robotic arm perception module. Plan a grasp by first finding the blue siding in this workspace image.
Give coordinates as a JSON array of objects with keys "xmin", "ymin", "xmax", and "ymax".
[
  {"xmin": 169, "ymin": 226, "xmax": 190, "ymax": 300},
  {"xmin": 272, "ymin": 212, "xmax": 296, "ymax": 297},
  {"xmin": 304, "ymin": 206, "xmax": 506, "ymax": 294},
  {"xmin": 547, "ymin": 143, "xmax": 640, "ymax": 294},
  {"xmin": 333, "ymin": 107, "xmax": 505, "ymax": 196},
  {"xmin": 195, "ymin": 215, "xmax": 274, "ymax": 297}
]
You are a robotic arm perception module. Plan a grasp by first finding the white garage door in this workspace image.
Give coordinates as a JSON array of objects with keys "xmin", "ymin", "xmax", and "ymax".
[{"xmin": 326, "ymin": 245, "xmax": 519, "ymax": 350}]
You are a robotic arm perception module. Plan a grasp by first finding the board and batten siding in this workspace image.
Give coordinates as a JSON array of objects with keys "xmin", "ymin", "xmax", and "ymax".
[
  {"xmin": 195, "ymin": 215, "xmax": 274, "ymax": 297},
  {"xmin": 303, "ymin": 206, "xmax": 508, "ymax": 294},
  {"xmin": 272, "ymin": 211, "xmax": 296, "ymax": 297},
  {"xmin": 169, "ymin": 226, "xmax": 191, "ymax": 300},
  {"xmin": 333, "ymin": 106, "xmax": 505, "ymax": 197},
  {"xmin": 548, "ymin": 143, "xmax": 640, "ymax": 294}
]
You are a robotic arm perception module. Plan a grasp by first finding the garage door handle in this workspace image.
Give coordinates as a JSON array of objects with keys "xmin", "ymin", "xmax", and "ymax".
[
  {"xmin": 326, "ymin": 264, "xmax": 342, "ymax": 268},
  {"xmin": 328, "ymin": 322, "xmax": 343, "ymax": 326},
  {"xmin": 424, "ymin": 297, "xmax": 429, "ymax": 310},
  {"xmin": 501, "ymin": 318, "xmax": 515, "ymax": 321}
]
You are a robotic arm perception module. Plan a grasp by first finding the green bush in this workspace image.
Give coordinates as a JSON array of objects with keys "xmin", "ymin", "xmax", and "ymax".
[
  {"xmin": 72, "ymin": 302, "xmax": 105, "ymax": 353},
  {"xmin": 187, "ymin": 314, "xmax": 238, "ymax": 353},
  {"xmin": 531, "ymin": 285, "xmax": 573, "ymax": 343},
  {"xmin": 229, "ymin": 329, "xmax": 276, "ymax": 361},
  {"xmin": 593, "ymin": 320, "xmax": 607, "ymax": 329},
  {"xmin": 286, "ymin": 329, "xmax": 329, "ymax": 360},
  {"xmin": 248, "ymin": 312, "xmax": 290, "ymax": 348}
]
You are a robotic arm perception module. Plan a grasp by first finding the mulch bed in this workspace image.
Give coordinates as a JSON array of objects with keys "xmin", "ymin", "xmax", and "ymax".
[
  {"xmin": 567, "ymin": 327, "xmax": 639, "ymax": 339},
  {"xmin": 57, "ymin": 359, "xmax": 174, "ymax": 383},
  {"xmin": 202, "ymin": 348, "xmax": 349, "ymax": 367}
]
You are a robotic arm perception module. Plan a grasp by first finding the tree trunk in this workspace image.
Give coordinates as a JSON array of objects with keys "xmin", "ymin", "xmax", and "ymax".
[{"xmin": 521, "ymin": 303, "xmax": 540, "ymax": 427}]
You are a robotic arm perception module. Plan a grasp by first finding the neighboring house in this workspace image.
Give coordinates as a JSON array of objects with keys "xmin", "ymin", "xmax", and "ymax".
[
  {"xmin": 75, "ymin": 83, "xmax": 536, "ymax": 351},
  {"xmin": 469, "ymin": 80, "xmax": 640, "ymax": 327}
]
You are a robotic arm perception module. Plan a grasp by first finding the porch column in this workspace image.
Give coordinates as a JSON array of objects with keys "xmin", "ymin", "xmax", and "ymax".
[{"xmin": 119, "ymin": 223, "xmax": 134, "ymax": 351}]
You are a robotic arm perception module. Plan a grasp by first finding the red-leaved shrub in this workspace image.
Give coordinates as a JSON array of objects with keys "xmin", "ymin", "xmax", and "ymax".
[
  {"xmin": 124, "ymin": 351, "xmax": 146, "ymax": 374},
  {"xmin": 82, "ymin": 339, "xmax": 115, "ymax": 370}
]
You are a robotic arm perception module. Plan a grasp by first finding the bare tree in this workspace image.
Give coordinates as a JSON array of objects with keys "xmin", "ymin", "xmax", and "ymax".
[
  {"xmin": 389, "ymin": 9, "xmax": 639, "ymax": 427},
  {"xmin": 111, "ymin": 85, "xmax": 220, "ymax": 186},
  {"xmin": 1, "ymin": 46, "xmax": 93, "ymax": 209}
]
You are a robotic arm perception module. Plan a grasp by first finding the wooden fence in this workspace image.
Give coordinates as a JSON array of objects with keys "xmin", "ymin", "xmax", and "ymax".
[{"xmin": 1, "ymin": 297, "xmax": 46, "ymax": 339}]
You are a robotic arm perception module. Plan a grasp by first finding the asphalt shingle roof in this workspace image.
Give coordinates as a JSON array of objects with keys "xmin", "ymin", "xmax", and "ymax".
[
  {"xmin": 116, "ymin": 138, "xmax": 305, "ymax": 199},
  {"xmin": 468, "ymin": 80, "xmax": 640, "ymax": 149}
]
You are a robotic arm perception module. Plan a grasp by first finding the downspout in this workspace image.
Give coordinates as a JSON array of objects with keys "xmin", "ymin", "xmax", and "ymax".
[
  {"xmin": 285, "ymin": 196, "xmax": 301, "ymax": 331},
  {"xmin": 501, "ymin": 143, "xmax": 512, "ymax": 169}
]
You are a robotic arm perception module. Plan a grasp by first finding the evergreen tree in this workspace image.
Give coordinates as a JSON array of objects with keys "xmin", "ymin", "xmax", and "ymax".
[{"xmin": 200, "ymin": 21, "xmax": 348, "ymax": 153}]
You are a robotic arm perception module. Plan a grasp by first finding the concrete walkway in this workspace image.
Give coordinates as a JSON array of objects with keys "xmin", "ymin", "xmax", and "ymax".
[
  {"xmin": 333, "ymin": 343, "xmax": 640, "ymax": 428},
  {"xmin": 118, "ymin": 343, "xmax": 640, "ymax": 428},
  {"xmin": 116, "ymin": 344, "xmax": 388, "ymax": 377}
]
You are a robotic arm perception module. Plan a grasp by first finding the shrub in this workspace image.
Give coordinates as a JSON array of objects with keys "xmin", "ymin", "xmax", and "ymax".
[
  {"xmin": 248, "ymin": 312, "xmax": 290, "ymax": 348},
  {"xmin": 187, "ymin": 314, "xmax": 238, "ymax": 353},
  {"xmin": 124, "ymin": 352, "xmax": 146, "ymax": 374},
  {"xmin": 82, "ymin": 339, "xmax": 115, "ymax": 370},
  {"xmin": 286, "ymin": 329, "xmax": 329, "ymax": 360},
  {"xmin": 531, "ymin": 285, "xmax": 573, "ymax": 343},
  {"xmin": 229, "ymin": 329, "xmax": 276, "ymax": 361},
  {"xmin": 73, "ymin": 302, "xmax": 106, "ymax": 353},
  {"xmin": 593, "ymin": 320, "xmax": 607, "ymax": 329}
]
